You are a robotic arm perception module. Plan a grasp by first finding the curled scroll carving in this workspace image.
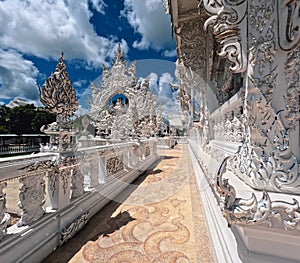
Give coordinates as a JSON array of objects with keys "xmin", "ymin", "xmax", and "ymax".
[
  {"xmin": 216, "ymin": 157, "xmax": 300, "ymax": 230},
  {"xmin": 59, "ymin": 211, "xmax": 89, "ymax": 246},
  {"xmin": 201, "ymin": 0, "xmax": 247, "ymax": 73},
  {"xmin": 278, "ymin": 0, "xmax": 300, "ymax": 51}
]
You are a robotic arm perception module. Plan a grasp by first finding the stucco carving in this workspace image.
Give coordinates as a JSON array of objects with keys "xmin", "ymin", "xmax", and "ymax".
[
  {"xmin": 175, "ymin": 17, "xmax": 207, "ymax": 74},
  {"xmin": 278, "ymin": 0, "xmax": 300, "ymax": 51},
  {"xmin": 38, "ymin": 53, "xmax": 78, "ymax": 121},
  {"xmin": 0, "ymin": 182, "xmax": 10, "ymax": 241},
  {"xmin": 230, "ymin": 0, "xmax": 300, "ymax": 194},
  {"xmin": 216, "ymin": 157, "xmax": 300, "ymax": 230},
  {"xmin": 106, "ymin": 156, "xmax": 123, "ymax": 175},
  {"xmin": 201, "ymin": 0, "xmax": 247, "ymax": 73},
  {"xmin": 18, "ymin": 174, "xmax": 45, "ymax": 226},
  {"xmin": 285, "ymin": 45, "xmax": 300, "ymax": 128},
  {"xmin": 59, "ymin": 211, "xmax": 89, "ymax": 246},
  {"xmin": 39, "ymin": 53, "xmax": 78, "ymax": 153},
  {"xmin": 90, "ymin": 44, "xmax": 159, "ymax": 139}
]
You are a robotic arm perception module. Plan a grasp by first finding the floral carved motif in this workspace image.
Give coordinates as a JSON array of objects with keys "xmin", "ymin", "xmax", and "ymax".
[
  {"xmin": 106, "ymin": 156, "xmax": 123, "ymax": 175},
  {"xmin": 59, "ymin": 211, "xmax": 89, "ymax": 246},
  {"xmin": 284, "ymin": 45, "xmax": 300, "ymax": 128},
  {"xmin": 175, "ymin": 18, "xmax": 207, "ymax": 74},
  {"xmin": 18, "ymin": 174, "xmax": 45, "ymax": 226}
]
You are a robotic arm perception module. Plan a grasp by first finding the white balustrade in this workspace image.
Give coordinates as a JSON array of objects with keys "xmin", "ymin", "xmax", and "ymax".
[{"xmin": 0, "ymin": 139, "xmax": 158, "ymax": 263}]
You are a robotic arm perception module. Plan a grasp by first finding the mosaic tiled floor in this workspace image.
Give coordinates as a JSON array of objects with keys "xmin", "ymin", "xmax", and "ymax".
[{"xmin": 44, "ymin": 144, "xmax": 214, "ymax": 263}]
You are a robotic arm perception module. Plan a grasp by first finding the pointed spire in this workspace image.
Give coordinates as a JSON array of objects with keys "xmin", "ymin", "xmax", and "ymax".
[
  {"xmin": 39, "ymin": 53, "xmax": 78, "ymax": 117},
  {"xmin": 114, "ymin": 42, "xmax": 124, "ymax": 64}
]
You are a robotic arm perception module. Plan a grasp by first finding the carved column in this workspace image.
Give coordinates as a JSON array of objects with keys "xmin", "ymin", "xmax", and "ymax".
[
  {"xmin": 18, "ymin": 173, "xmax": 45, "ymax": 226},
  {"xmin": 0, "ymin": 182, "xmax": 10, "ymax": 241}
]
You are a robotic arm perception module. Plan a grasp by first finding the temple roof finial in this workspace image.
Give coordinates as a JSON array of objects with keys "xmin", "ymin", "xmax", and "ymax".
[{"xmin": 114, "ymin": 42, "xmax": 124, "ymax": 63}]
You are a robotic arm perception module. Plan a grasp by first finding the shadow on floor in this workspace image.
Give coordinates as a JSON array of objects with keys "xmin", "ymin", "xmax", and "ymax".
[{"xmin": 42, "ymin": 155, "xmax": 165, "ymax": 263}]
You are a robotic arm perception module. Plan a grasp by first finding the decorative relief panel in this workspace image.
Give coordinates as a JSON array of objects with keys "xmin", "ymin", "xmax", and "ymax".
[
  {"xmin": 106, "ymin": 156, "xmax": 123, "ymax": 175},
  {"xmin": 71, "ymin": 164, "xmax": 84, "ymax": 198},
  {"xmin": 175, "ymin": 17, "xmax": 207, "ymax": 75},
  {"xmin": 18, "ymin": 174, "xmax": 45, "ymax": 226},
  {"xmin": 231, "ymin": 0, "xmax": 300, "ymax": 194},
  {"xmin": 0, "ymin": 182, "xmax": 10, "ymax": 241},
  {"xmin": 145, "ymin": 146, "xmax": 150, "ymax": 157},
  {"xmin": 284, "ymin": 45, "xmax": 300, "ymax": 128},
  {"xmin": 59, "ymin": 211, "xmax": 89, "ymax": 246}
]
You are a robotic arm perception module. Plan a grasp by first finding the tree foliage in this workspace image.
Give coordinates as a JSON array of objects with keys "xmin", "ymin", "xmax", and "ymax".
[{"xmin": 0, "ymin": 104, "xmax": 56, "ymax": 135}]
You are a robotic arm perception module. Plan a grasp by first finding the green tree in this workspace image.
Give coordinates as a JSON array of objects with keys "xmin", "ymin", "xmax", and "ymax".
[
  {"xmin": 0, "ymin": 105, "xmax": 11, "ymax": 134},
  {"xmin": 1, "ymin": 104, "xmax": 56, "ymax": 134},
  {"xmin": 8, "ymin": 104, "xmax": 35, "ymax": 134},
  {"xmin": 31, "ymin": 109, "xmax": 56, "ymax": 133}
]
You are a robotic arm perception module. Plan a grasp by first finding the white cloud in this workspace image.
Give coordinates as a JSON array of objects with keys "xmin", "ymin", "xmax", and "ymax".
[
  {"xmin": 89, "ymin": 0, "xmax": 107, "ymax": 14},
  {"xmin": 73, "ymin": 79, "xmax": 88, "ymax": 88},
  {"xmin": 163, "ymin": 49, "xmax": 177, "ymax": 58},
  {"xmin": 0, "ymin": 49, "xmax": 39, "ymax": 100},
  {"xmin": 75, "ymin": 105, "xmax": 90, "ymax": 116},
  {"xmin": 0, "ymin": 0, "xmax": 125, "ymax": 68},
  {"xmin": 122, "ymin": 0, "xmax": 174, "ymax": 51},
  {"xmin": 147, "ymin": 72, "xmax": 179, "ymax": 116}
]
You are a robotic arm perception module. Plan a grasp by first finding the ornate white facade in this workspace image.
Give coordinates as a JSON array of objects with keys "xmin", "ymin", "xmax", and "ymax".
[
  {"xmin": 90, "ymin": 44, "xmax": 162, "ymax": 139},
  {"xmin": 164, "ymin": 0, "xmax": 300, "ymax": 262}
]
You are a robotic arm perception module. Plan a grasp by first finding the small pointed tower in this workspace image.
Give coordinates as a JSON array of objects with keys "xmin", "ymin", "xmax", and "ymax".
[{"xmin": 38, "ymin": 53, "xmax": 79, "ymax": 152}]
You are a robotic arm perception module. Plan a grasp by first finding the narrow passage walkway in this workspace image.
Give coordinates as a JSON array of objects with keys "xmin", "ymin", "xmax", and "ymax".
[{"xmin": 43, "ymin": 144, "xmax": 213, "ymax": 263}]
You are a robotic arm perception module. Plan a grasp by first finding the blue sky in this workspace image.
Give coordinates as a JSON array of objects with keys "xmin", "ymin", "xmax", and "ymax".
[{"xmin": 0, "ymin": 0, "xmax": 178, "ymax": 115}]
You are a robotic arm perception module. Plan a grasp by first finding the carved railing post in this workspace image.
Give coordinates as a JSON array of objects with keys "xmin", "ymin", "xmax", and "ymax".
[
  {"xmin": 71, "ymin": 164, "xmax": 84, "ymax": 199},
  {"xmin": 128, "ymin": 144, "xmax": 140, "ymax": 168},
  {"xmin": 0, "ymin": 182, "xmax": 10, "ymax": 241},
  {"xmin": 18, "ymin": 173, "xmax": 45, "ymax": 226},
  {"xmin": 38, "ymin": 53, "xmax": 79, "ymax": 209},
  {"xmin": 90, "ymin": 154, "xmax": 101, "ymax": 187}
]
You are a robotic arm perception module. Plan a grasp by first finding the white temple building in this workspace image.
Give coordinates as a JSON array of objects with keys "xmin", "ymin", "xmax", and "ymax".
[{"xmin": 163, "ymin": 0, "xmax": 300, "ymax": 262}]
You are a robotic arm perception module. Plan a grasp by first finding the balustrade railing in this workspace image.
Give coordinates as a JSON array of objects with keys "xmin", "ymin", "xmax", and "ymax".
[
  {"xmin": 0, "ymin": 139, "xmax": 158, "ymax": 262},
  {"xmin": 0, "ymin": 145, "xmax": 41, "ymax": 156},
  {"xmin": 210, "ymin": 92, "xmax": 244, "ymax": 144}
]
